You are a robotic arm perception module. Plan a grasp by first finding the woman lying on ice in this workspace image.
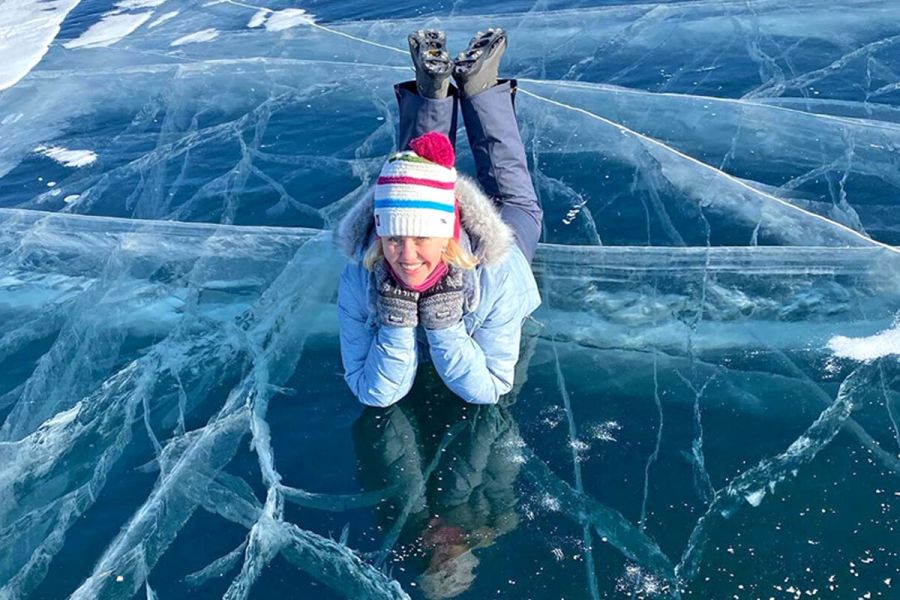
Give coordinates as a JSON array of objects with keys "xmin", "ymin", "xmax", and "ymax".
[{"xmin": 336, "ymin": 28, "xmax": 542, "ymax": 407}]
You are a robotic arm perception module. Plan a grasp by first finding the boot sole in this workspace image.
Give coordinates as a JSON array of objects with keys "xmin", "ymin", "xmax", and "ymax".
[
  {"xmin": 408, "ymin": 29, "xmax": 453, "ymax": 77},
  {"xmin": 453, "ymin": 28, "xmax": 507, "ymax": 77}
]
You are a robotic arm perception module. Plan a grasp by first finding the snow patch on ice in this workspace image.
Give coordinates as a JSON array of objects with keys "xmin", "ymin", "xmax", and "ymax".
[
  {"xmin": 0, "ymin": 0, "xmax": 83, "ymax": 91},
  {"xmin": 171, "ymin": 28, "xmax": 220, "ymax": 47},
  {"xmin": 148, "ymin": 11, "xmax": 179, "ymax": 29},
  {"xmin": 115, "ymin": 0, "xmax": 166, "ymax": 8},
  {"xmin": 265, "ymin": 9, "xmax": 315, "ymax": 31},
  {"xmin": 248, "ymin": 9, "xmax": 269, "ymax": 28},
  {"xmin": 828, "ymin": 323, "xmax": 900, "ymax": 361},
  {"xmin": 64, "ymin": 11, "xmax": 153, "ymax": 49},
  {"xmin": 35, "ymin": 146, "xmax": 98, "ymax": 167}
]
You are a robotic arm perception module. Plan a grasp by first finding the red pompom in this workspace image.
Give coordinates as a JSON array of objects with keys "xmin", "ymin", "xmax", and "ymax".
[{"xmin": 409, "ymin": 132, "xmax": 455, "ymax": 168}]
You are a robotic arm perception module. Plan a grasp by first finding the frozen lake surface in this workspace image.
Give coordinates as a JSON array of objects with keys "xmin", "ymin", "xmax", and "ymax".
[{"xmin": 1, "ymin": 1, "xmax": 898, "ymax": 598}]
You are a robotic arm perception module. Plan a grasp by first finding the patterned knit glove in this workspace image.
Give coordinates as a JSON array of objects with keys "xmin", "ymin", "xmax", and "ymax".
[
  {"xmin": 374, "ymin": 261, "xmax": 420, "ymax": 328},
  {"xmin": 418, "ymin": 266, "xmax": 465, "ymax": 330}
]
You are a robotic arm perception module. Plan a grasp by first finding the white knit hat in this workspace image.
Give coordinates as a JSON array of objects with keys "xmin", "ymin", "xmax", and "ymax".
[{"xmin": 374, "ymin": 132, "xmax": 458, "ymax": 239}]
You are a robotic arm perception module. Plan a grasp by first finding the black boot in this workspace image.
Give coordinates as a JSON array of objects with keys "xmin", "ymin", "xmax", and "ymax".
[
  {"xmin": 408, "ymin": 29, "xmax": 453, "ymax": 100},
  {"xmin": 452, "ymin": 28, "xmax": 507, "ymax": 97}
]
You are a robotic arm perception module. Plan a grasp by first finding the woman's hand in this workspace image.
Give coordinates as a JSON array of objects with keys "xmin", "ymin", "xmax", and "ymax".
[
  {"xmin": 374, "ymin": 260, "xmax": 420, "ymax": 327},
  {"xmin": 419, "ymin": 266, "xmax": 465, "ymax": 330}
]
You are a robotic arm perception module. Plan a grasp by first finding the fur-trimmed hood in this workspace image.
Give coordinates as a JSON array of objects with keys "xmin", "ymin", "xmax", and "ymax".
[{"xmin": 335, "ymin": 173, "xmax": 514, "ymax": 265}]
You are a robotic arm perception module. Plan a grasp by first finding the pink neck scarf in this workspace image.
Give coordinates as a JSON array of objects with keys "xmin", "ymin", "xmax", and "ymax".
[{"xmin": 385, "ymin": 260, "xmax": 449, "ymax": 293}]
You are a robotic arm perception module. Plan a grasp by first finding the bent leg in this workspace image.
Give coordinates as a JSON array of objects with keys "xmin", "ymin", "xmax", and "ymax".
[
  {"xmin": 395, "ymin": 81, "xmax": 459, "ymax": 150},
  {"xmin": 459, "ymin": 79, "xmax": 542, "ymax": 263}
]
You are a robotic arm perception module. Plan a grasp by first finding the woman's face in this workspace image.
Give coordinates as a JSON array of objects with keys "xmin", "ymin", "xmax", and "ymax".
[{"xmin": 382, "ymin": 236, "xmax": 447, "ymax": 287}]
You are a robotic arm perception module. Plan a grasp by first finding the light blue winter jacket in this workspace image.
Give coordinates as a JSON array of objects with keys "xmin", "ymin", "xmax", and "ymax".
[{"xmin": 335, "ymin": 174, "xmax": 541, "ymax": 407}]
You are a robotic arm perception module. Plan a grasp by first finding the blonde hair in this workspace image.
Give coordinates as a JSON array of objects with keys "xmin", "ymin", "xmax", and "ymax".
[{"xmin": 363, "ymin": 237, "xmax": 479, "ymax": 271}]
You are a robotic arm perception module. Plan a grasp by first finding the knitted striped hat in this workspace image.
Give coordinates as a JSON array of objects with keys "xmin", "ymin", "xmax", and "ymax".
[{"xmin": 374, "ymin": 132, "xmax": 458, "ymax": 239}]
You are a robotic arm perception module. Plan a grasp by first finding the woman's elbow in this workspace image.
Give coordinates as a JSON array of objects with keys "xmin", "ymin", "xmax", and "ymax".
[
  {"xmin": 461, "ymin": 378, "xmax": 512, "ymax": 405},
  {"xmin": 345, "ymin": 374, "xmax": 405, "ymax": 408},
  {"xmin": 357, "ymin": 392, "xmax": 400, "ymax": 408}
]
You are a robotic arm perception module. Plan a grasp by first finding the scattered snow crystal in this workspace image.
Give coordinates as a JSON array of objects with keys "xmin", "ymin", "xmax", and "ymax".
[
  {"xmin": 540, "ymin": 494, "xmax": 561, "ymax": 512},
  {"xmin": 616, "ymin": 564, "xmax": 664, "ymax": 596},
  {"xmin": 588, "ymin": 420, "xmax": 622, "ymax": 442}
]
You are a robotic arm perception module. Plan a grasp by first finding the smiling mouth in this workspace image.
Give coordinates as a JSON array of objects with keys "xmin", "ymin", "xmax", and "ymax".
[{"xmin": 398, "ymin": 264, "xmax": 423, "ymax": 274}]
